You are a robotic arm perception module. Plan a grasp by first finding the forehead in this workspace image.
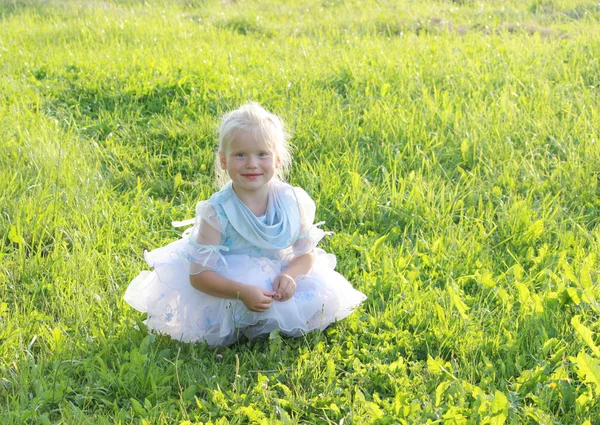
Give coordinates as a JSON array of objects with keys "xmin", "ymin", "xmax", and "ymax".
[{"xmin": 229, "ymin": 129, "xmax": 273, "ymax": 152}]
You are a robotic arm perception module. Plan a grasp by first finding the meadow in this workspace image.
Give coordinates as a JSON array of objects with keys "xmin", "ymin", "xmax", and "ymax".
[{"xmin": 1, "ymin": 0, "xmax": 600, "ymax": 423}]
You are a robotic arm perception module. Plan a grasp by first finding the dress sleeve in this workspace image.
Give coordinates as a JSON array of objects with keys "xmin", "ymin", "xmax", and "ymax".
[
  {"xmin": 291, "ymin": 188, "xmax": 329, "ymax": 257},
  {"xmin": 174, "ymin": 202, "xmax": 229, "ymax": 275}
]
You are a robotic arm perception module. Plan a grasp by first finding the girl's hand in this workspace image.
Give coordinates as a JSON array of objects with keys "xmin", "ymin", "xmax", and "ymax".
[
  {"xmin": 239, "ymin": 285, "xmax": 275, "ymax": 312},
  {"xmin": 272, "ymin": 274, "xmax": 296, "ymax": 301}
]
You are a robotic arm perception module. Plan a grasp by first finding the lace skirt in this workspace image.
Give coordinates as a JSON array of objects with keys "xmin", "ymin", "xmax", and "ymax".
[{"xmin": 124, "ymin": 239, "xmax": 366, "ymax": 345}]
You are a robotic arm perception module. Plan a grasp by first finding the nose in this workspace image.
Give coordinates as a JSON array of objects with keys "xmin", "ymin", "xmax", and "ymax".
[{"xmin": 246, "ymin": 155, "xmax": 258, "ymax": 168}]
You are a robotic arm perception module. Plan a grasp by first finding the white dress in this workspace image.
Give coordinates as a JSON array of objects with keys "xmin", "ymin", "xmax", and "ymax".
[{"xmin": 124, "ymin": 181, "xmax": 366, "ymax": 345}]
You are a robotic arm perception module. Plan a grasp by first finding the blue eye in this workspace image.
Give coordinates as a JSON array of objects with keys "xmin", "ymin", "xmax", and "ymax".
[{"xmin": 259, "ymin": 152, "xmax": 270, "ymax": 157}]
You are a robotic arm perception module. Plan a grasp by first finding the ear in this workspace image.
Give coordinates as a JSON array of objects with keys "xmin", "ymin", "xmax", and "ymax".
[
  {"xmin": 275, "ymin": 154, "xmax": 281, "ymax": 168},
  {"xmin": 219, "ymin": 152, "xmax": 227, "ymax": 170}
]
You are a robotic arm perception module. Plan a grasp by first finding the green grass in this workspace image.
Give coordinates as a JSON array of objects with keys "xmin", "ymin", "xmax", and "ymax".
[{"xmin": 1, "ymin": 0, "xmax": 600, "ymax": 423}]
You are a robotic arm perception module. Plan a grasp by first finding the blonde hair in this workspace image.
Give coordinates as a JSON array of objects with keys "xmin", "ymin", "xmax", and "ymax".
[{"xmin": 215, "ymin": 102, "xmax": 292, "ymax": 187}]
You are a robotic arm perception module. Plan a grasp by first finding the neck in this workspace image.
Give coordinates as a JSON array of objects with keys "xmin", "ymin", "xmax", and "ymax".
[{"xmin": 231, "ymin": 183, "xmax": 270, "ymax": 216}]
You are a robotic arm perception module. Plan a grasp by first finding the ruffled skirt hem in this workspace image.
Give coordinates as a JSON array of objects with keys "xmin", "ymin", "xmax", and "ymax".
[{"xmin": 124, "ymin": 248, "xmax": 366, "ymax": 346}]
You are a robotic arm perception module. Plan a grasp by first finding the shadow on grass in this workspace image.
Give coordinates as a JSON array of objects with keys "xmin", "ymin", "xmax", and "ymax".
[{"xmin": 39, "ymin": 73, "xmax": 234, "ymax": 198}]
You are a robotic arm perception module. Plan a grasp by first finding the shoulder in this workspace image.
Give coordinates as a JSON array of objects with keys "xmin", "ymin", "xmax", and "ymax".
[
  {"xmin": 293, "ymin": 187, "xmax": 313, "ymax": 206},
  {"xmin": 273, "ymin": 181, "xmax": 316, "ymax": 222},
  {"xmin": 194, "ymin": 200, "xmax": 214, "ymax": 216},
  {"xmin": 193, "ymin": 186, "xmax": 234, "ymax": 233},
  {"xmin": 208, "ymin": 183, "xmax": 234, "ymax": 205},
  {"xmin": 271, "ymin": 181, "xmax": 313, "ymax": 204},
  {"xmin": 194, "ymin": 184, "xmax": 234, "ymax": 215}
]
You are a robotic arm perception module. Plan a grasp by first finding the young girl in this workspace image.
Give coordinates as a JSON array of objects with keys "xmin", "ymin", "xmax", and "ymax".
[{"xmin": 124, "ymin": 103, "xmax": 366, "ymax": 345}]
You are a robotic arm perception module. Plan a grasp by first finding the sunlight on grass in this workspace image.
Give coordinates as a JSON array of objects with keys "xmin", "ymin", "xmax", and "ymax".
[{"xmin": 1, "ymin": 0, "xmax": 600, "ymax": 423}]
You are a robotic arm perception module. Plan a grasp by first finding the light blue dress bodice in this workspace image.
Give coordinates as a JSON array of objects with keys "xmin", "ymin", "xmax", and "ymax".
[
  {"xmin": 208, "ymin": 181, "xmax": 300, "ymax": 256},
  {"xmin": 182, "ymin": 181, "xmax": 324, "ymax": 274}
]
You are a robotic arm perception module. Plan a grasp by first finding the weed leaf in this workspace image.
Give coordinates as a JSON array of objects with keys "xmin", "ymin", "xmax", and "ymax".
[
  {"xmin": 490, "ymin": 390, "xmax": 508, "ymax": 425},
  {"xmin": 571, "ymin": 316, "xmax": 600, "ymax": 357},
  {"xmin": 447, "ymin": 285, "xmax": 469, "ymax": 319},
  {"xmin": 570, "ymin": 352, "xmax": 600, "ymax": 393}
]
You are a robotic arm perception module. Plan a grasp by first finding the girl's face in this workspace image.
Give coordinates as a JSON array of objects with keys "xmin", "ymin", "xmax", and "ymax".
[{"xmin": 219, "ymin": 130, "xmax": 279, "ymax": 195}]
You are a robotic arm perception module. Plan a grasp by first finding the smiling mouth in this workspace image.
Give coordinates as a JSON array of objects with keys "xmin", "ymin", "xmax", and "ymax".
[{"xmin": 242, "ymin": 174, "xmax": 263, "ymax": 177}]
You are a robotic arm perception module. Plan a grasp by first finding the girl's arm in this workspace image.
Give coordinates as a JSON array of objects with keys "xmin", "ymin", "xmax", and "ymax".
[
  {"xmin": 190, "ymin": 272, "xmax": 275, "ymax": 312},
  {"xmin": 272, "ymin": 250, "xmax": 315, "ymax": 301},
  {"xmin": 273, "ymin": 188, "xmax": 319, "ymax": 301},
  {"xmin": 190, "ymin": 272, "xmax": 246, "ymax": 298},
  {"xmin": 189, "ymin": 210, "xmax": 274, "ymax": 312},
  {"xmin": 281, "ymin": 250, "xmax": 315, "ymax": 279}
]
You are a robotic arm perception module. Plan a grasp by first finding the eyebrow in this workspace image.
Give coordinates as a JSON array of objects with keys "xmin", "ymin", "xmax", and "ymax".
[{"xmin": 230, "ymin": 148, "xmax": 271, "ymax": 154}]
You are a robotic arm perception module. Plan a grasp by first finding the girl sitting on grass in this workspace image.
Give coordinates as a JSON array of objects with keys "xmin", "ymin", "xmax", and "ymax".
[{"xmin": 124, "ymin": 103, "xmax": 366, "ymax": 345}]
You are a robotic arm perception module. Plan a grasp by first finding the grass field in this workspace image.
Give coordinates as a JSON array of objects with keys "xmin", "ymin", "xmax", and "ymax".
[{"xmin": 1, "ymin": 0, "xmax": 600, "ymax": 423}]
